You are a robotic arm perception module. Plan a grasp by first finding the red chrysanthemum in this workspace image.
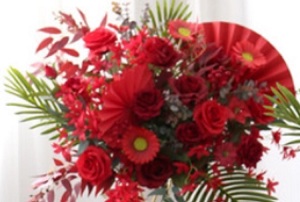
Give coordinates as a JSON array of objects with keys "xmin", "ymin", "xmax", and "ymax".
[
  {"xmin": 168, "ymin": 20, "xmax": 200, "ymax": 41},
  {"xmin": 122, "ymin": 126, "xmax": 160, "ymax": 164},
  {"xmin": 214, "ymin": 142, "xmax": 237, "ymax": 167},
  {"xmin": 237, "ymin": 134, "xmax": 264, "ymax": 168},
  {"xmin": 232, "ymin": 41, "xmax": 266, "ymax": 69}
]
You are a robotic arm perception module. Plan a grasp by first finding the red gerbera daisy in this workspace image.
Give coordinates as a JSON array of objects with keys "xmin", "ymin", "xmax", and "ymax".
[
  {"xmin": 168, "ymin": 20, "xmax": 199, "ymax": 41},
  {"xmin": 232, "ymin": 41, "xmax": 266, "ymax": 69},
  {"xmin": 122, "ymin": 126, "xmax": 160, "ymax": 164}
]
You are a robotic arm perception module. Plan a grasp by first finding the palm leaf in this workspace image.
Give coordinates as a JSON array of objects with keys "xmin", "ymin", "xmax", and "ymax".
[
  {"xmin": 5, "ymin": 67, "xmax": 65, "ymax": 138},
  {"xmin": 148, "ymin": 0, "xmax": 192, "ymax": 37},
  {"xmin": 184, "ymin": 166, "xmax": 277, "ymax": 202},
  {"xmin": 265, "ymin": 83, "xmax": 300, "ymax": 145}
]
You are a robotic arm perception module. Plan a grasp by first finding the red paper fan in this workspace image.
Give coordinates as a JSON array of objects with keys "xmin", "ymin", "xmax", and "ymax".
[
  {"xmin": 199, "ymin": 21, "xmax": 295, "ymax": 93},
  {"xmin": 98, "ymin": 65, "xmax": 155, "ymax": 137}
]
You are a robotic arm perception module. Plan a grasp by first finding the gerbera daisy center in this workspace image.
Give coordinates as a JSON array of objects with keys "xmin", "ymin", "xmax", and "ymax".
[
  {"xmin": 178, "ymin": 27, "xmax": 191, "ymax": 37},
  {"xmin": 133, "ymin": 137, "xmax": 148, "ymax": 151},
  {"xmin": 242, "ymin": 52, "xmax": 254, "ymax": 62}
]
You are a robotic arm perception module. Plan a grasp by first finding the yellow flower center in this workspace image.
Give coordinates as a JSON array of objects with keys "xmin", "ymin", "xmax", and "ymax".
[
  {"xmin": 178, "ymin": 27, "xmax": 191, "ymax": 37},
  {"xmin": 133, "ymin": 137, "xmax": 148, "ymax": 151},
  {"xmin": 242, "ymin": 52, "xmax": 254, "ymax": 62},
  {"xmin": 223, "ymin": 151, "xmax": 229, "ymax": 157}
]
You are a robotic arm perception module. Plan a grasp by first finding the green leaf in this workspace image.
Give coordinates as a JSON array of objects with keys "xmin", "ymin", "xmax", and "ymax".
[
  {"xmin": 284, "ymin": 139, "xmax": 300, "ymax": 146},
  {"xmin": 156, "ymin": 1, "xmax": 162, "ymax": 24},
  {"xmin": 265, "ymin": 83, "xmax": 300, "ymax": 147},
  {"xmin": 163, "ymin": 0, "xmax": 168, "ymax": 22},
  {"xmin": 148, "ymin": 0, "xmax": 191, "ymax": 36},
  {"xmin": 184, "ymin": 166, "xmax": 277, "ymax": 202},
  {"xmin": 148, "ymin": 187, "xmax": 167, "ymax": 196},
  {"xmin": 5, "ymin": 67, "xmax": 65, "ymax": 139},
  {"xmin": 78, "ymin": 140, "xmax": 90, "ymax": 155},
  {"xmin": 168, "ymin": 0, "xmax": 176, "ymax": 19}
]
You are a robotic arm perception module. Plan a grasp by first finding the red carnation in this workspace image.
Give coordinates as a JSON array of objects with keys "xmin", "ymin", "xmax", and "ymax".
[
  {"xmin": 214, "ymin": 142, "xmax": 237, "ymax": 167},
  {"xmin": 176, "ymin": 122, "xmax": 203, "ymax": 145},
  {"xmin": 136, "ymin": 155, "xmax": 173, "ymax": 188},
  {"xmin": 83, "ymin": 27, "xmax": 117, "ymax": 56},
  {"xmin": 133, "ymin": 88, "xmax": 164, "ymax": 120},
  {"xmin": 76, "ymin": 146, "xmax": 112, "ymax": 186},
  {"xmin": 143, "ymin": 36, "xmax": 181, "ymax": 68},
  {"xmin": 193, "ymin": 100, "xmax": 228, "ymax": 137},
  {"xmin": 237, "ymin": 135, "xmax": 264, "ymax": 168},
  {"xmin": 170, "ymin": 75, "xmax": 207, "ymax": 107}
]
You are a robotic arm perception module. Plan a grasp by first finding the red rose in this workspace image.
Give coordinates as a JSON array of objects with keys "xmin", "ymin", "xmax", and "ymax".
[
  {"xmin": 133, "ymin": 88, "xmax": 164, "ymax": 120},
  {"xmin": 237, "ymin": 135, "xmax": 264, "ymax": 168},
  {"xmin": 170, "ymin": 75, "xmax": 207, "ymax": 107},
  {"xmin": 176, "ymin": 122, "xmax": 203, "ymax": 144},
  {"xmin": 143, "ymin": 37, "xmax": 181, "ymax": 68},
  {"xmin": 136, "ymin": 155, "xmax": 173, "ymax": 188},
  {"xmin": 193, "ymin": 100, "xmax": 228, "ymax": 137},
  {"xmin": 83, "ymin": 27, "xmax": 117, "ymax": 55},
  {"xmin": 247, "ymin": 97, "xmax": 274, "ymax": 124},
  {"xmin": 76, "ymin": 146, "xmax": 112, "ymax": 186}
]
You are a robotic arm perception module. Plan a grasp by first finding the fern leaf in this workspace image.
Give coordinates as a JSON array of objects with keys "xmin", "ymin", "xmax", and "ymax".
[
  {"xmin": 265, "ymin": 83, "xmax": 300, "ymax": 146},
  {"xmin": 184, "ymin": 167, "xmax": 277, "ymax": 202},
  {"xmin": 148, "ymin": 0, "xmax": 191, "ymax": 36},
  {"xmin": 5, "ymin": 67, "xmax": 65, "ymax": 138}
]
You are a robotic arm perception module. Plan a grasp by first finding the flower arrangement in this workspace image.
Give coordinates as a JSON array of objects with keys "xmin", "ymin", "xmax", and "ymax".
[{"xmin": 5, "ymin": 0, "xmax": 300, "ymax": 201}]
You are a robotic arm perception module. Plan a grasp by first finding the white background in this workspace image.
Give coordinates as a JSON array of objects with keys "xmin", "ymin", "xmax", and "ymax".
[{"xmin": 1, "ymin": 0, "xmax": 300, "ymax": 201}]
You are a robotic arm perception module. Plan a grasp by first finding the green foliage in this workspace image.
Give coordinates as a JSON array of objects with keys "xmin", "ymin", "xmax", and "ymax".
[
  {"xmin": 5, "ymin": 67, "xmax": 65, "ymax": 138},
  {"xmin": 184, "ymin": 167, "xmax": 277, "ymax": 202},
  {"xmin": 265, "ymin": 83, "xmax": 300, "ymax": 145},
  {"xmin": 148, "ymin": 0, "xmax": 192, "ymax": 37}
]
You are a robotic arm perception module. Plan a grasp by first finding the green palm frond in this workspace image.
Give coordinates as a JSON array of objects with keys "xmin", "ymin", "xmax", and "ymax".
[
  {"xmin": 185, "ymin": 167, "xmax": 276, "ymax": 202},
  {"xmin": 265, "ymin": 83, "xmax": 300, "ymax": 145},
  {"xmin": 148, "ymin": 0, "xmax": 192, "ymax": 37},
  {"xmin": 5, "ymin": 67, "xmax": 65, "ymax": 138}
]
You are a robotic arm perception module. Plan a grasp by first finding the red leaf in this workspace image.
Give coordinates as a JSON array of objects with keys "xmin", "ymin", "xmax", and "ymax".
[
  {"xmin": 47, "ymin": 190, "xmax": 55, "ymax": 202},
  {"xmin": 59, "ymin": 11, "xmax": 77, "ymax": 29},
  {"xmin": 35, "ymin": 37, "xmax": 53, "ymax": 53},
  {"xmin": 61, "ymin": 178, "xmax": 72, "ymax": 194},
  {"xmin": 74, "ymin": 182, "xmax": 81, "ymax": 197},
  {"xmin": 61, "ymin": 48, "xmax": 79, "ymax": 57},
  {"xmin": 81, "ymin": 180, "xmax": 93, "ymax": 196},
  {"xmin": 70, "ymin": 195, "xmax": 76, "ymax": 202},
  {"xmin": 61, "ymin": 191, "xmax": 70, "ymax": 202},
  {"xmin": 71, "ymin": 31, "xmax": 84, "ymax": 43},
  {"xmin": 77, "ymin": 8, "xmax": 89, "ymax": 28},
  {"xmin": 46, "ymin": 36, "xmax": 69, "ymax": 58},
  {"xmin": 100, "ymin": 13, "xmax": 107, "ymax": 27},
  {"xmin": 67, "ymin": 175, "xmax": 77, "ymax": 181},
  {"xmin": 38, "ymin": 27, "xmax": 61, "ymax": 34},
  {"xmin": 53, "ymin": 158, "xmax": 64, "ymax": 166}
]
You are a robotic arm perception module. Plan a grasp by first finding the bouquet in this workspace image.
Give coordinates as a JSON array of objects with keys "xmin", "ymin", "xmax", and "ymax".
[{"xmin": 5, "ymin": 0, "xmax": 300, "ymax": 201}]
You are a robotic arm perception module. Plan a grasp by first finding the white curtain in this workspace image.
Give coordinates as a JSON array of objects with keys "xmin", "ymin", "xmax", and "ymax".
[
  {"xmin": 244, "ymin": 1, "xmax": 300, "ymax": 201},
  {"xmin": 1, "ymin": 0, "xmax": 299, "ymax": 201},
  {"xmin": 0, "ymin": 1, "xmax": 62, "ymax": 201}
]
